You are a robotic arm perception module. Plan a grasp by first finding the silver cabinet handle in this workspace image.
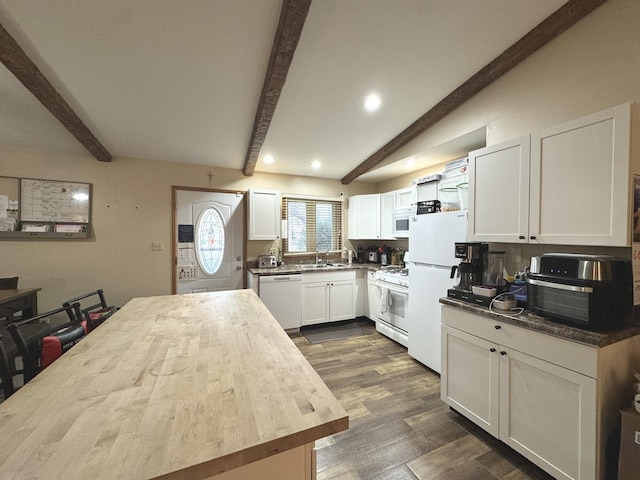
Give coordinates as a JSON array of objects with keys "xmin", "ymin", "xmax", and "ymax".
[{"xmin": 528, "ymin": 278, "xmax": 593, "ymax": 293}]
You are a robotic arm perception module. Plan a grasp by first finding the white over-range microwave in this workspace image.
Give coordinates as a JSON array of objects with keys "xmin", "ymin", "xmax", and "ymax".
[{"xmin": 392, "ymin": 206, "xmax": 416, "ymax": 238}]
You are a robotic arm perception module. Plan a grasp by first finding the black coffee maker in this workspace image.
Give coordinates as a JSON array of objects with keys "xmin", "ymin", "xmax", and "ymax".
[{"xmin": 450, "ymin": 242, "xmax": 488, "ymax": 291}]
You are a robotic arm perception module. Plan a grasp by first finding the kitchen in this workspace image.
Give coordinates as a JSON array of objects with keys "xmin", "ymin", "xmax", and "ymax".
[
  {"xmin": 249, "ymin": 100, "xmax": 640, "ymax": 479},
  {"xmin": 2, "ymin": 1, "xmax": 640, "ymax": 479}
]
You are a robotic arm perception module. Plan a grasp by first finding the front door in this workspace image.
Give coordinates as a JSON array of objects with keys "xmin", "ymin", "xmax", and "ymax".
[{"xmin": 174, "ymin": 188, "xmax": 244, "ymax": 294}]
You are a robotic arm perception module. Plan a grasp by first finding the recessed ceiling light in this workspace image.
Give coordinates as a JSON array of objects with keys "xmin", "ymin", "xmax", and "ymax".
[
  {"xmin": 263, "ymin": 155, "xmax": 275, "ymax": 164},
  {"xmin": 311, "ymin": 160, "xmax": 322, "ymax": 169},
  {"xmin": 364, "ymin": 94, "xmax": 381, "ymax": 112}
]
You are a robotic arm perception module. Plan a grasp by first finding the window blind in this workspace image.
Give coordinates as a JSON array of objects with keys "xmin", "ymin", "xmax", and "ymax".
[{"xmin": 282, "ymin": 196, "xmax": 343, "ymax": 255}]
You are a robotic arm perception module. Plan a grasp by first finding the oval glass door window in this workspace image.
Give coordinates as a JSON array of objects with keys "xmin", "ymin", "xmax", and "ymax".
[{"xmin": 195, "ymin": 206, "xmax": 225, "ymax": 275}]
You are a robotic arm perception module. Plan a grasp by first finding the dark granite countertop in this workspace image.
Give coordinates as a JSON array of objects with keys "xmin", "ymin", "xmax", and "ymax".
[
  {"xmin": 440, "ymin": 297, "xmax": 640, "ymax": 347},
  {"xmin": 249, "ymin": 263, "xmax": 379, "ymax": 275}
]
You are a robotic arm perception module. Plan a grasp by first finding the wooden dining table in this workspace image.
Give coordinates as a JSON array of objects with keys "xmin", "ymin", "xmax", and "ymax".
[
  {"xmin": 0, "ymin": 289, "xmax": 348, "ymax": 480},
  {"xmin": 0, "ymin": 288, "xmax": 40, "ymax": 323}
]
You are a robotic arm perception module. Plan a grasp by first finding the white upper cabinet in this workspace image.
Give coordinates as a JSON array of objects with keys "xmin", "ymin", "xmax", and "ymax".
[
  {"xmin": 468, "ymin": 136, "xmax": 530, "ymax": 242},
  {"xmin": 530, "ymin": 103, "xmax": 633, "ymax": 246},
  {"xmin": 394, "ymin": 186, "xmax": 416, "ymax": 209},
  {"xmin": 247, "ymin": 188, "xmax": 281, "ymax": 240},
  {"xmin": 380, "ymin": 192, "xmax": 396, "ymax": 240},
  {"xmin": 349, "ymin": 187, "xmax": 415, "ymax": 240},
  {"xmin": 348, "ymin": 194, "xmax": 381, "ymax": 240},
  {"xmin": 469, "ymin": 103, "xmax": 637, "ymax": 246}
]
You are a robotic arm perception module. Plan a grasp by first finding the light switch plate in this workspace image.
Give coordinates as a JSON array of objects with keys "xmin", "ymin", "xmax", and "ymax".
[
  {"xmin": 151, "ymin": 241, "xmax": 163, "ymax": 251},
  {"xmin": 635, "ymin": 431, "xmax": 640, "ymax": 445}
]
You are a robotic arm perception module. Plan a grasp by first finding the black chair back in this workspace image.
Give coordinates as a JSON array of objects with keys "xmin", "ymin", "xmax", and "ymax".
[
  {"xmin": 63, "ymin": 289, "xmax": 118, "ymax": 333},
  {"xmin": 7, "ymin": 303, "xmax": 84, "ymax": 384},
  {"xmin": 0, "ymin": 335, "xmax": 15, "ymax": 400}
]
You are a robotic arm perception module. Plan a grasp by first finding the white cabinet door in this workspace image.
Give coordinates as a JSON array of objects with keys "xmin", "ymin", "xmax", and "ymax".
[
  {"xmin": 348, "ymin": 194, "xmax": 381, "ymax": 239},
  {"xmin": 248, "ymin": 188, "xmax": 280, "ymax": 240},
  {"xmin": 469, "ymin": 103, "xmax": 635, "ymax": 247},
  {"xmin": 441, "ymin": 325, "xmax": 500, "ymax": 437},
  {"xmin": 499, "ymin": 348, "xmax": 596, "ymax": 480},
  {"xmin": 329, "ymin": 280, "xmax": 356, "ymax": 322},
  {"xmin": 302, "ymin": 272, "xmax": 356, "ymax": 325},
  {"xmin": 367, "ymin": 273, "xmax": 380, "ymax": 321},
  {"xmin": 468, "ymin": 136, "xmax": 530, "ymax": 243},
  {"xmin": 530, "ymin": 103, "xmax": 631, "ymax": 246},
  {"xmin": 380, "ymin": 192, "xmax": 395, "ymax": 240},
  {"xmin": 395, "ymin": 187, "xmax": 415, "ymax": 208},
  {"xmin": 359, "ymin": 195, "xmax": 381, "ymax": 239},
  {"xmin": 302, "ymin": 282, "xmax": 329, "ymax": 326}
]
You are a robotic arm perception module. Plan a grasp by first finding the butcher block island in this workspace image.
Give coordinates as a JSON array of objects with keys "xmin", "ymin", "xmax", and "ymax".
[{"xmin": 0, "ymin": 290, "xmax": 348, "ymax": 480}]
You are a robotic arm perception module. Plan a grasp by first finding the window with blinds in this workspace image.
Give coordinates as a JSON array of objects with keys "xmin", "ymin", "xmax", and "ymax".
[{"xmin": 282, "ymin": 196, "xmax": 343, "ymax": 255}]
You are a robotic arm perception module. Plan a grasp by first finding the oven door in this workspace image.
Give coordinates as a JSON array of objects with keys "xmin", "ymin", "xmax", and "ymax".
[{"xmin": 373, "ymin": 281, "xmax": 409, "ymax": 333}]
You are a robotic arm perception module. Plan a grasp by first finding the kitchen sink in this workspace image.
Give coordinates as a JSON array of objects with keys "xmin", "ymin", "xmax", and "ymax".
[{"xmin": 293, "ymin": 263, "xmax": 350, "ymax": 270}]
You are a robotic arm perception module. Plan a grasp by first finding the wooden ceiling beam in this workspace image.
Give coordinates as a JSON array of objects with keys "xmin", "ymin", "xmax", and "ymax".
[
  {"xmin": 341, "ymin": 0, "xmax": 608, "ymax": 184},
  {"xmin": 243, "ymin": 0, "xmax": 311, "ymax": 176},
  {"xmin": 0, "ymin": 22, "xmax": 111, "ymax": 162}
]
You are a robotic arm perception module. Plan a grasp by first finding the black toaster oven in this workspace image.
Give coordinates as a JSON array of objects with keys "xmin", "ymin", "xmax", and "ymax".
[{"xmin": 527, "ymin": 253, "xmax": 632, "ymax": 331}]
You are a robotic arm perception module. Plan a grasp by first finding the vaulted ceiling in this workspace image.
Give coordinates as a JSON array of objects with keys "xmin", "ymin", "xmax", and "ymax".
[{"xmin": 0, "ymin": 1, "xmax": 603, "ymax": 183}]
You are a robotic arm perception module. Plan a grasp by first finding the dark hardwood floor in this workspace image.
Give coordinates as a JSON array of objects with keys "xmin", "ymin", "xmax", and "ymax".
[{"xmin": 291, "ymin": 324, "xmax": 555, "ymax": 480}]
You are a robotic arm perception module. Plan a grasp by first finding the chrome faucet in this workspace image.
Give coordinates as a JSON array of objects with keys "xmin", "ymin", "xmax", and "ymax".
[{"xmin": 315, "ymin": 247, "xmax": 327, "ymax": 266}]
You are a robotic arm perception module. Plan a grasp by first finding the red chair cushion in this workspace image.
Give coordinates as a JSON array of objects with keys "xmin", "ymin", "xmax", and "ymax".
[{"xmin": 40, "ymin": 324, "xmax": 85, "ymax": 369}]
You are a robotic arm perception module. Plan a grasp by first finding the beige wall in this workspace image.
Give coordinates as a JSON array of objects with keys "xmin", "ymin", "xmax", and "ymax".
[
  {"xmin": 378, "ymin": 0, "xmax": 640, "ymax": 177},
  {"xmin": 2, "ymin": 0, "xmax": 640, "ymax": 310},
  {"xmin": 0, "ymin": 146, "xmax": 373, "ymax": 310}
]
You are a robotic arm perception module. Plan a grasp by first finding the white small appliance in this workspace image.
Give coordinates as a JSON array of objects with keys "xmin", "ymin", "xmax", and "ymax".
[
  {"xmin": 391, "ymin": 206, "xmax": 415, "ymax": 238},
  {"xmin": 258, "ymin": 255, "xmax": 277, "ymax": 268}
]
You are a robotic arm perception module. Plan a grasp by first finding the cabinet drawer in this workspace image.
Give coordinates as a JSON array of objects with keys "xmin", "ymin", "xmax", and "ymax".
[
  {"xmin": 301, "ymin": 270, "xmax": 355, "ymax": 283},
  {"xmin": 442, "ymin": 306, "xmax": 597, "ymax": 377}
]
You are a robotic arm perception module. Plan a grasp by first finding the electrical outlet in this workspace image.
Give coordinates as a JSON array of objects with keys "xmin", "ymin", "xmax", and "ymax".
[{"xmin": 151, "ymin": 241, "xmax": 163, "ymax": 251}]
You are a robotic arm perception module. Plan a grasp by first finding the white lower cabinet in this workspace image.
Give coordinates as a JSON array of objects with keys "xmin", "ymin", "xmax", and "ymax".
[
  {"xmin": 441, "ymin": 305, "xmax": 640, "ymax": 480},
  {"xmin": 302, "ymin": 271, "xmax": 356, "ymax": 326}
]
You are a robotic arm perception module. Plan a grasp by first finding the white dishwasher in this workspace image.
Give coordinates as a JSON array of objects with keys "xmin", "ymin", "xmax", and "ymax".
[{"xmin": 259, "ymin": 274, "xmax": 302, "ymax": 330}]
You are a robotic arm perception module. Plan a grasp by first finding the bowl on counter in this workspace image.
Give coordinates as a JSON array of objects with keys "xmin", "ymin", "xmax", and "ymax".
[{"xmin": 472, "ymin": 285, "xmax": 497, "ymax": 297}]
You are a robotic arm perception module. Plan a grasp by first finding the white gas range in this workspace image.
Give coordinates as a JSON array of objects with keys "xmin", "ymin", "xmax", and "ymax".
[
  {"xmin": 374, "ymin": 267, "xmax": 409, "ymax": 288},
  {"xmin": 368, "ymin": 267, "xmax": 409, "ymax": 347}
]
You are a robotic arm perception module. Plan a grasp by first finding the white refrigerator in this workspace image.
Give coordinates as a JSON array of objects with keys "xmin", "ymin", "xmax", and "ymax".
[{"xmin": 407, "ymin": 210, "xmax": 467, "ymax": 373}]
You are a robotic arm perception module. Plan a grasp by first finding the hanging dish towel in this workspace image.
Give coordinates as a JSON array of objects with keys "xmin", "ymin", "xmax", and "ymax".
[{"xmin": 380, "ymin": 287, "xmax": 392, "ymax": 314}]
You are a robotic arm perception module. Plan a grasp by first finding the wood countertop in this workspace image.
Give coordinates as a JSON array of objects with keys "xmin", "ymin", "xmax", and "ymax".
[{"xmin": 0, "ymin": 289, "xmax": 348, "ymax": 479}]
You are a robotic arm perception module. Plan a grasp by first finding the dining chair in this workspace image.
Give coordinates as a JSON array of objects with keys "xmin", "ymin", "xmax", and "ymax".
[
  {"xmin": 63, "ymin": 289, "xmax": 118, "ymax": 333},
  {"xmin": 7, "ymin": 303, "xmax": 84, "ymax": 385},
  {"xmin": 0, "ymin": 277, "xmax": 18, "ymax": 290},
  {"xmin": 0, "ymin": 334, "xmax": 15, "ymax": 400}
]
